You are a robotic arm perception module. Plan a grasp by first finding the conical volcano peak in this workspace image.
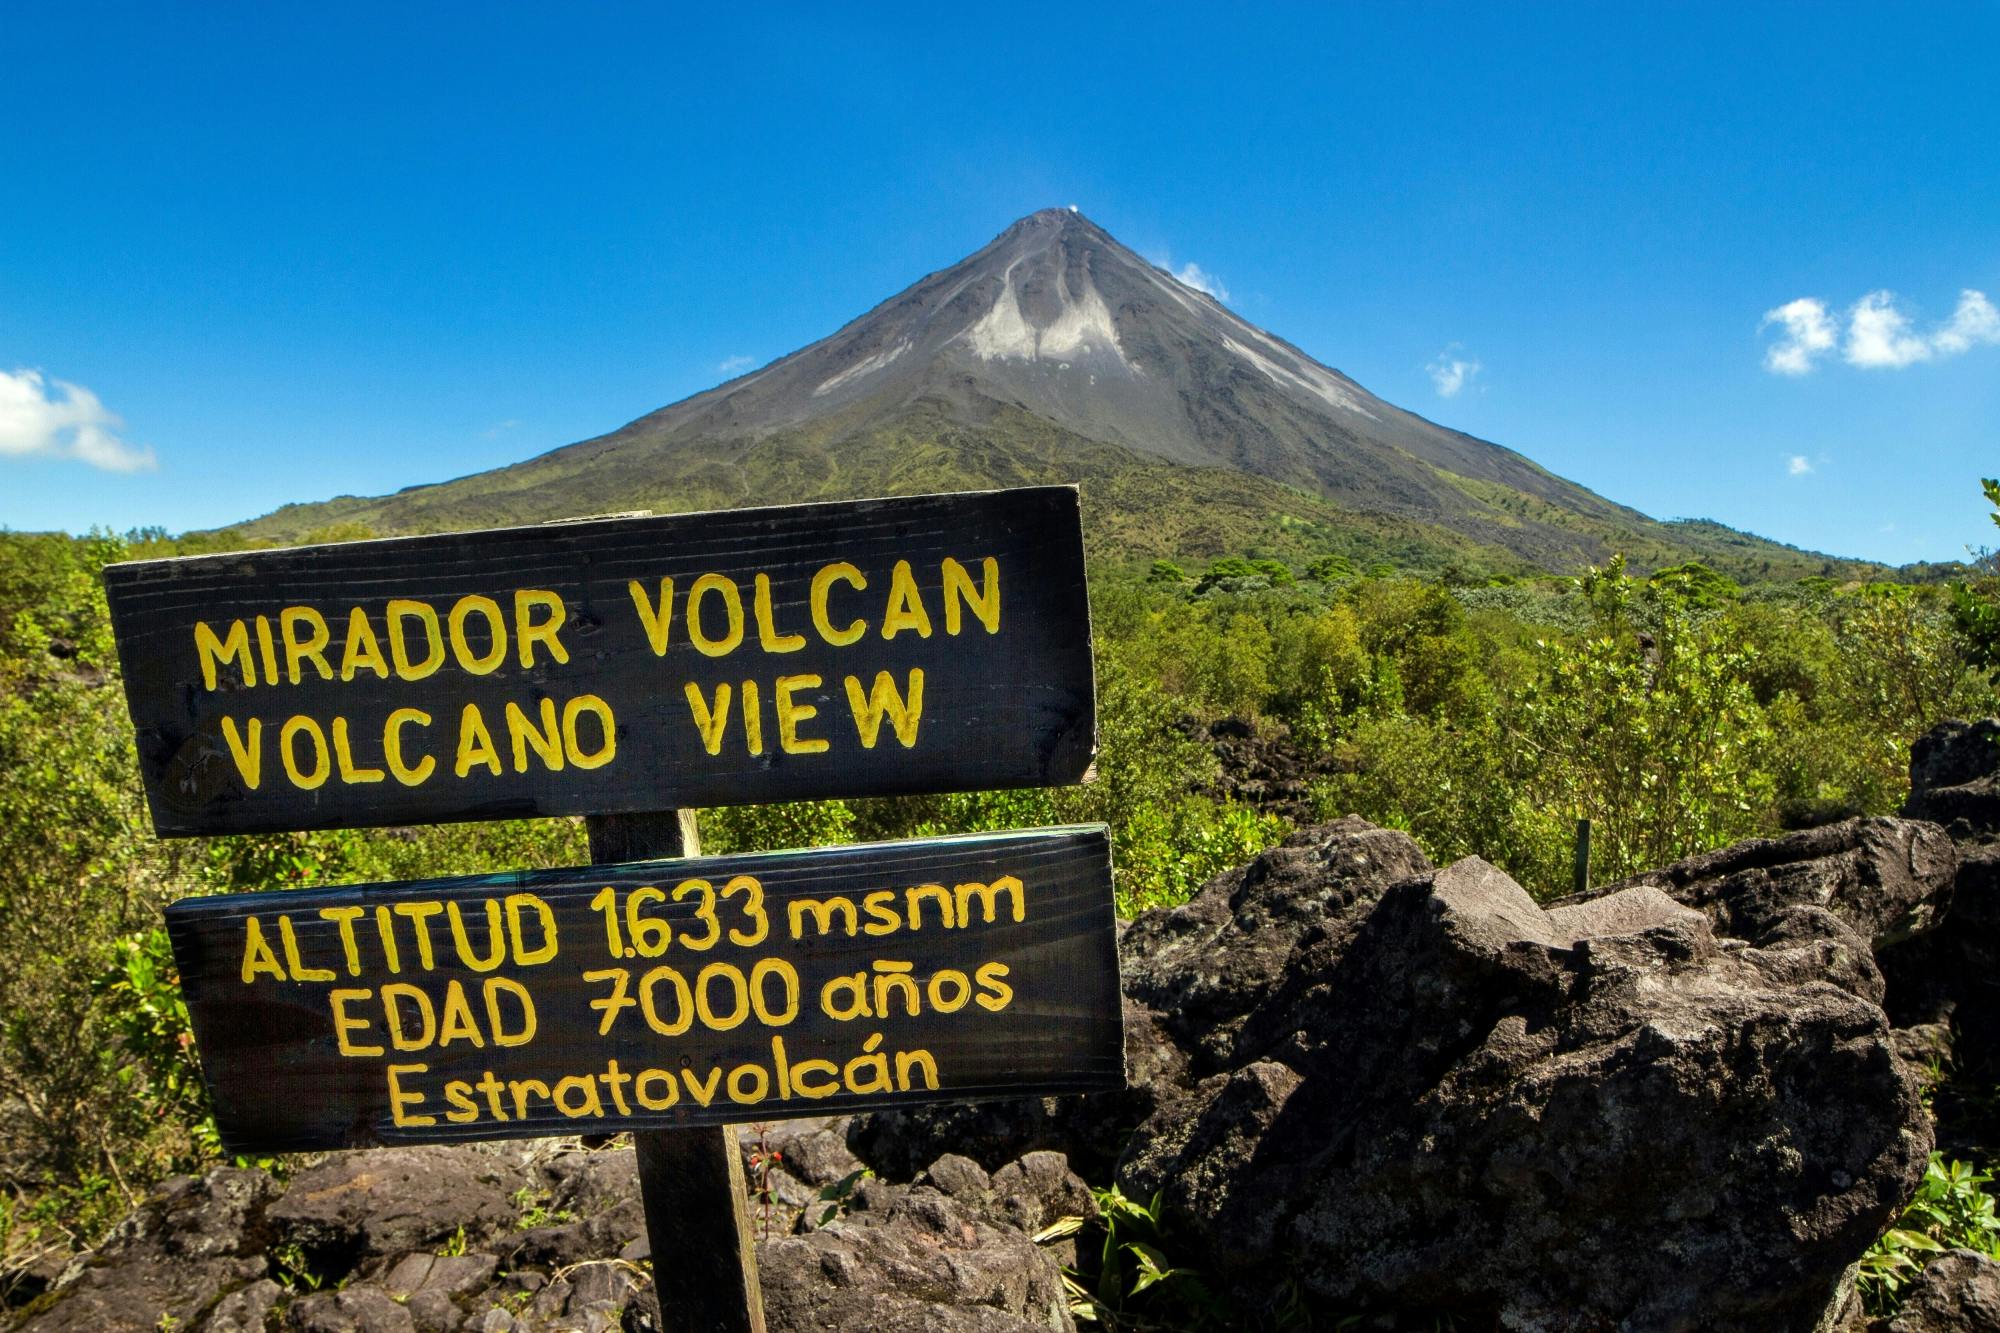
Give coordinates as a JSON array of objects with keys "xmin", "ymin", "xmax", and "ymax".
[
  {"xmin": 579, "ymin": 210, "xmax": 1429, "ymax": 475},
  {"xmin": 227, "ymin": 211, "xmax": 1854, "ymax": 585},
  {"xmin": 1009, "ymin": 205, "xmax": 1096, "ymax": 233}
]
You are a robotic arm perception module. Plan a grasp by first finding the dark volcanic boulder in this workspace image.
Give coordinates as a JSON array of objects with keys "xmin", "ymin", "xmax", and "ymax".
[
  {"xmin": 1884, "ymin": 1249, "xmax": 2000, "ymax": 1331},
  {"xmin": 264, "ymin": 1146, "xmax": 530, "ymax": 1275},
  {"xmin": 1883, "ymin": 719, "xmax": 2000, "ymax": 1153},
  {"xmin": 849, "ymin": 819, "xmax": 1426, "ymax": 1175},
  {"xmin": 16, "ymin": 1167, "xmax": 278, "ymax": 1332},
  {"xmin": 1904, "ymin": 720, "xmax": 2000, "ymax": 839},
  {"xmin": 1121, "ymin": 817, "xmax": 1436, "ymax": 1071},
  {"xmin": 848, "ymin": 998, "xmax": 1190, "ymax": 1180},
  {"xmin": 1115, "ymin": 848, "xmax": 1929, "ymax": 1329},
  {"xmin": 758, "ymin": 1152, "xmax": 1087, "ymax": 1333},
  {"xmin": 1587, "ymin": 815, "xmax": 1957, "ymax": 951},
  {"xmin": 848, "ymin": 817, "xmax": 1931, "ymax": 1328}
]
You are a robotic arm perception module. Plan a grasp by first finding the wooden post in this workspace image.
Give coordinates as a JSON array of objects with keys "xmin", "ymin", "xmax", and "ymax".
[
  {"xmin": 586, "ymin": 809, "xmax": 765, "ymax": 1333},
  {"xmin": 1573, "ymin": 817, "xmax": 1592, "ymax": 897}
]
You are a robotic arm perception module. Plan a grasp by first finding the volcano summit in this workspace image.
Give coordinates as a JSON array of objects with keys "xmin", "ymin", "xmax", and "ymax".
[{"xmin": 235, "ymin": 210, "xmax": 1859, "ymax": 579}]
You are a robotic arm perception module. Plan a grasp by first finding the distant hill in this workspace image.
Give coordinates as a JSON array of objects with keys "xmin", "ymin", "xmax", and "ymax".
[{"xmin": 229, "ymin": 209, "xmax": 1877, "ymax": 581}]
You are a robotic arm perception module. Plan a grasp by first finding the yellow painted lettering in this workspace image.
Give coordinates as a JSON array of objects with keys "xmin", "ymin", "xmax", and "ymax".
[
  {"xmin": 775, "ymin": 673, "xmax": 828, "ymax": 754},
  {"xmin": 339, "ymin": 607, "xmax": 389, "ymax": 681},
  {"xmin": 687, "ymin": 573, "xmax": 745, "ymax": 657},
  {"xmin": 319, "ymin": 906, "xmax": 366, "ymax": 976},
  {"xmin": 515, "ymin": 589, "xmax": 570, "ymax": 667},
  {"xmin": 255, "ymin": 616, "xmax": 280, "ymax": 686},
  {"xmin": 484, "ymin": 977, "xmax": 537, "ymax": 1046},
  {"xmin": 974, "ymin": 961, "xmax": 1015, "ymax": 1012},
  {"xmin": 810, "ymin": 562, "xmax": 867, "ymax": 646},
  {"xmin": 385, "ymin": 708, "xmax": 435, "ymax": 786},
  {"xmin": 683, "ymin": 681, "xmax": 732, "ymax": 755},
  {"xmin": 279, "ymin": 715, "xmax": 330, "ymax": 790},
  {"xmin": 239, "ymin": 916, "xmax": 286, "ymax": 983},
  {"xmin": 447, "ymin": 595, "xmax": 507, "ymax": 675},
  {"xmin": 505, "ymin": 892, "xmax": 559, "ymax": 966},
  {"xmin": 387, "ymin": 1062, "xmax": 436, "ymax": 1126},
  {"xmin": 280, "ymin": 607, "xmax": 332, "ymax": 684},
  {"xmin": 382, "ymin": 982, "xmax": 437, "ymax": 1052},
  {"xmin": 331, "ymin": 988, "xmax": 384, "ymax": 1056},
  {"xmin": 220, "ymin": 716, "xmax": 263, "ymax": 790},
  {"xmin": 194, "ymin": 619, "xmax": 256, "ymax": 690},
  {"xmin": 332, "ymin": 717, "xmax": 385, "ymax": 784},
  {"xmin": 880, "ymin": 559, "xmax": 932, "ymax": 639},
  {"xmin": 753, "ymin": 573, "xmax": 805, "ymax": 652},
  {"xmin": 448, "ymin": 899, "xmax": 506, "ymax": 972},
  {"xmin": 437, "ymin": 981, "xmax": 484, "ymax": 1047},
  {"xmin": 454, "ymin": 704, "xmax": 503, "ymax": 778},
  {"xmin": 844, "ymin": 669, "xmax": 923, "ymax": 749},
  {"xmin": 955, "ymin": 875, "xmax": 1025, "ymax": 925},
  {"xmin": 742, "ymin": 679, "xmax": 764, "ymax": 755},
  {"xmin": 278, "ymin": 914, "xmax": 336, "ymax": 982},
  {"xmin": 942, "ymin": 557, "xmax": 1001, "ymax": 635},
  {"xmin": 387, "ymin": 600, "xmax": 445, "ymax": 680},
  {"xmin": 626, "ymin": 578, "xmax": 676, "ymax": 657},
  {"xmin": 505, "ymin": 697, "xmax": 564, "ymax": 773},
  {"xmin": 561, "ymin": 694, "xmax": 617, "ymax": 769}
]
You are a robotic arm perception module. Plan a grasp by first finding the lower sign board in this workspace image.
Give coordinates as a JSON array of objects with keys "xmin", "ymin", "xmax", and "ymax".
[{"xmin": 166, "ymin": 825, "xmax": 1121, "ymax": 1153}]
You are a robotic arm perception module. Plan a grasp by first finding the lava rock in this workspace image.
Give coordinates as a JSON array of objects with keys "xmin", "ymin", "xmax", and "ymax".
[
  {"xmin": 1884, "ymin": 720, "xmax": 2000, "ymax": 1110},
  {"xmin": 17, "ymin": 1167, "xmax": 277, "ymax": 1333},
  {"xmin": 1586, "ymin": 815, "xmax": 1957, "ymax": 951},
  {"xmin": 758, "ymin": 1155, "xmax": 1079, "ymax": 1333},
  {"xmin": 1885, "ymin": 1248, "xmax": 2000, "ymax": 1331},
  {"xmin": 1107, "ymin": 831, "xmax": 1931, "ymax": 1329},
  {"xmin": 265, "ymin": 1147, "xmax": 529, "ymax": 1279},
  {"xmin": 847, "ymin": 997, "xmax": 1189, "ymax": 1180},
  {"xmin": 283, "ymin": 1285, "xmax": 417, "ymax": 1332},
  {"xmin": 1904, "ymin": 720, "xmax": 2000, "ymax": 839}
]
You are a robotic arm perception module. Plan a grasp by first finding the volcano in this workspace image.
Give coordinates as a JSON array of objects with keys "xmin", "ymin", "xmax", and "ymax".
[{"xmin": 233, "ymin": 209, "xmax": 1859, "ymax": 579}]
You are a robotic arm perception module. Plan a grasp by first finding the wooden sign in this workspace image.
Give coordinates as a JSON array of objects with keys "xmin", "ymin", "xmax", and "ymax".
[
  {"xmin": 104, "ymin": 488, "xmax": 1095, "ymax": 836},
  {"xmin": 164, "ymin": 825, "xmax": 1121, "ymax": 1154}
]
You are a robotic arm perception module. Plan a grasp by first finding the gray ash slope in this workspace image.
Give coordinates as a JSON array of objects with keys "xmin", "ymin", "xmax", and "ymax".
[
  {"xmin": 235, "ymin": 209, "xmax": 1864, "ymax": 577},
  {"xmin": 619, "ymin": 210, "xmax": 1579, "ymax": 499}
]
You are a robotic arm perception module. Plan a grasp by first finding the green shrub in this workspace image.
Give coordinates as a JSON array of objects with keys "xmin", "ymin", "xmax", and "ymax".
[{"xmin": 1859, "ymin": 1155, "xmax": 2000, "ymax": 1315}]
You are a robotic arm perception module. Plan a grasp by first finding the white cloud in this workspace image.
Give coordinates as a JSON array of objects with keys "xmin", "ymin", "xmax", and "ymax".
[
  {"xmin": 1427, "ymin": 347, "xmax": 1482, "ymax": 398},
  {"xmin": 1762, "ymin": 287, "xmax": 2000, "ymax": 373},
  {"xmin": 1933, "ymin": 289, "xmax": 2000, "ymax": 356},
  {"xmin": 1787, "ymin": 454, "xmax": 1814, "ymax": 476},
  {"xmin": 1760, "ymin": 298, "xmax": 1837, "ymax": 375},
  {"xmin": 1844, "ymin": 290, "xmax": 1934, "ymax": 368},
  {"xmin": 0, "ymin": 369, "xmax": 155, "ymax": 472},
  {"xmin": 1172, "ymin": 262, "xmax": 1229, "ymax": 302},
  {"xmin": 482, "ymin": 418, "xmax": 520, "ymax": 440},
  {"xmin": 716, "ymin": 354, "xmax": 757, "ymax": 376}
]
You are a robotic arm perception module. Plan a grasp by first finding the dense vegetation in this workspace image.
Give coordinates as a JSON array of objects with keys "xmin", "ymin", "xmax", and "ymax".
[
  {"xmin": 224, "ymin": 409, "xmax": 1902, "ymax": 587},
  {"xmin": 3, "ymin": 488, "xmax": 1999, "ymax": 1308}
]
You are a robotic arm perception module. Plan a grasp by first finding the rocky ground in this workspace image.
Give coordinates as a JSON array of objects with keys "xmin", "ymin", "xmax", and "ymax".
[{"xmin": 11, "ymin": 720, "xmax": 2000, "ymax": 1332}]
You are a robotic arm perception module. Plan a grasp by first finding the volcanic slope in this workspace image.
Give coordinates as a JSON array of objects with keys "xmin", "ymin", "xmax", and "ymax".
[{"xmin": 233, "ymin": 209, "xmax": 1866, "ymax": 580}]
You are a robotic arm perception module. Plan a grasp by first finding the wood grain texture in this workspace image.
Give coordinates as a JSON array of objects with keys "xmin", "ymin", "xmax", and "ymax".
[
  {"xmin": 104, "ymin": 487, "xmax": 1094, "ymax": 836},
  {"xmin": 166, "ymin": 825, "xmax": 1122, "ymax": 1154}
]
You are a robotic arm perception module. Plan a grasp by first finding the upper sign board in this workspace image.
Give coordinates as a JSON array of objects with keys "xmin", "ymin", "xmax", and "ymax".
[{"xmin": 104, "ymin": 488, "xmax": 1095, "ymax": 836}]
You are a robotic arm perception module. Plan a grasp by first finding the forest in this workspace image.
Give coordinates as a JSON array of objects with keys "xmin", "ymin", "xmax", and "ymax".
[{"xmin": 3, "ymin": 483, "xmax": 2000, "ymax": 1317}]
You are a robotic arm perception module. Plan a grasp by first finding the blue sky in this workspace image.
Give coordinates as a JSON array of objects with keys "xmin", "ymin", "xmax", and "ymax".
[{"xmin": 3, "ymin": 3, "xmax": 1995, "ymax": 565}]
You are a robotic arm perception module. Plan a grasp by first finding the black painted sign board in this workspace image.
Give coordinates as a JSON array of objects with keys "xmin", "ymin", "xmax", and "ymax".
[
  {"xmin": 104, "ymin": 487, "xmax": 1095, "ymax": 837},
  {"xmin": 164, "ymin": 825, "xmax": 1122, "ymax": 1154}
]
